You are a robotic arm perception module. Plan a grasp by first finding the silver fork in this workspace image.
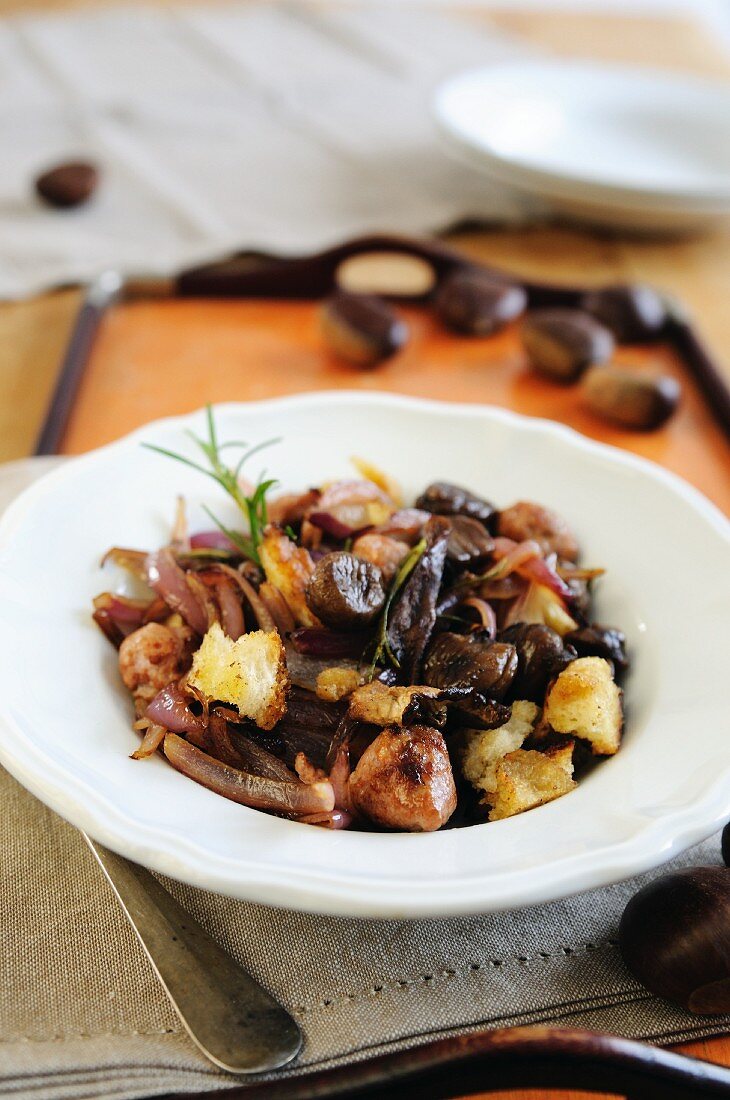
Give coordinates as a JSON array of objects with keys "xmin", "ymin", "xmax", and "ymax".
[{"xmin": 84, "ymin": 835, "xmax": 302, "ymax": 1074}]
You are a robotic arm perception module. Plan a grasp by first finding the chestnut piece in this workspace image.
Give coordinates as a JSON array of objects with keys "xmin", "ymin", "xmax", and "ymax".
[
  {"xmin": 582, "ymin": 365, "xmax": 680, "ymax": 430},
  {"xmin": 423, "ymin": 632, "xmax": 518, "ymax": 700},
  {"xmin": 445, "ymin": 515, "xmax": 495, "ymax": 567},
  {"xmin": 35, "ymin": 161, "xmax": 99, "ymax": 208},
  {"xmin": 320, "ymin": 291, "xmax": 408, "ymax": 367},
  {"xmin": 722, "ymin": 823, "xmax": 730, "ymax": 867},
  {"xmin": 521, "ymin": 308, "xmax": 614, "ymax": 382},
  {"xmin": 619, "ymin": 867, "xmax": 730, "ymax": 1014},
  {"xmin": 581, "ymin": 283, "xmax": 666, "ymax": 343},
  {"xmin": 565, "ymin": 624, "xmax": 628, "ymax": 673},
  {"xmin": 305, "ymin": 551, "xmax": 385, "ymax": 630},
  {"xmin": 415, "ymin": 482, "xmax": 495, "ymax": 527},
  {"xmin": 500, "ymin": 623, "xmax": 576, "ymax": 703},
  {"xmin": 434, "ymin": 269, "xmax": 527, "ymax": 336}
]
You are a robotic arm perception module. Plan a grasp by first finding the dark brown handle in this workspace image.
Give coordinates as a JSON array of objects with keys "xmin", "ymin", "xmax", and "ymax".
[{"xmin": 160, "ymin": 1025, "xmax": 730, "ymax": 1100}]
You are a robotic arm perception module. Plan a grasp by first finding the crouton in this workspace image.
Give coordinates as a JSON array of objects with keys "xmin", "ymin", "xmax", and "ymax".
[
  {"xmin": 188, "ymin": 622, "xmax": 289, "ymax": 730},
  {"xmin": 259, "ymin": 525, "xmax": 320, "ymax": 627},
  {"xmin": 488, "ymin": 741, "xmax": 576, "ymax": 821},
  {"xmin": 315, "ymin": 666, "xmax": 364, "ymax": 702},
  {"xmin": 461, "ymin": 701, "xmax": 540, "ymax": 799},
  {"xmin": 544, "ymin": 656, "xmax": 622, "ymax": 755},
  {"xmin": 348, "ymin": 680, "xmax": 440, "ymax": 727}
]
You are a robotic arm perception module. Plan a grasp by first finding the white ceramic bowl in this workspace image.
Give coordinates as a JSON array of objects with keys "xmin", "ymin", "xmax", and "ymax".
[
  {"xmin": 432, "ymin": 60, "xmax": 730, "ymax": 232},
  {"xmin": 0, "ymin": 394, "xmax": 728, "ymax": 918}
]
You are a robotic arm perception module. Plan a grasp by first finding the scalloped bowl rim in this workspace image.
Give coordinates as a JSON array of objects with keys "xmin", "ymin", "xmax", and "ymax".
[{"xmin": 0, "ymin": 392, "xmax": 728, "ymax": 917}]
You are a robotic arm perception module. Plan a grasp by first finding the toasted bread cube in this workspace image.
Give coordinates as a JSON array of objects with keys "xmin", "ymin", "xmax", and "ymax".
[
  {"xmin": 316, "ymin": 666, "xmax": 364, "ymax": 702},
  {"xmin": 259, "ymin": 525, "xmax": 320, "ymax": 627},
  {"xmin": 544, "ymin": 656, "xmax": 622, "ymax": 755},
  {"xmin": 488, "ymin": 741, "xmax": 576, "ymax": 821},
  {"xmin": 188, "ymin": 622, "xmax": 288, "ymax": 730},
  {"xmin": 348, "ymin": 680, "xmax": 440, "ymax": 727},
  {"xmin": 461, "ymin": 701, "xmax": 540, "ymax": 799}
]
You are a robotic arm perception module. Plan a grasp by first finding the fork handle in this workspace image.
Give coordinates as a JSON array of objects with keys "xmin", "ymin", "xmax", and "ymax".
[{"xmin": 83, "ymin": 834, "xmax": 302, "ymax": 1074}]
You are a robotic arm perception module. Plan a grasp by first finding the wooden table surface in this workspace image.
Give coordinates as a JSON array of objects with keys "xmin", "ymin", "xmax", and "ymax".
[{"xmin": 1, "ymin": 2, "xmax": 728, "ymax": 1096}]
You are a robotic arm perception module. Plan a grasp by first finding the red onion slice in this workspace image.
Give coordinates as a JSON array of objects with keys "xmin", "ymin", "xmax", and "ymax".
[
  {"xmin": 146, "ymin": 684, "xmax": 207, "ymax": 735},
  {"xmin": 163, "ymin": 733, "xmax": 334, "ymax": 815},
  {"xmin": 190, "ymin": 530, "xmax": 240, "ymax": 552},
  {"xmin": 146, "ymin": 548, "xmax": 209, "ymax": 635}
]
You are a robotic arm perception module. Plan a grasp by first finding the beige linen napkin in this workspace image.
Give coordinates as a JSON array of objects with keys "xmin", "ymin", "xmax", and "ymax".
[{"xmin": 2, "ymin": 460, "xmax": 729, "ymax": 1099}]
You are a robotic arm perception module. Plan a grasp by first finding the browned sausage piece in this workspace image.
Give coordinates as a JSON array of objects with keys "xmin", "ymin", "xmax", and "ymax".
[
  {"xmin": 349, "ymin": 725, "xmax": 457, "ymax": 832},
  {"xmin": 119, "ymin": 622, "xmax": 183, "ymax": 703},
  {"xmin": 497, "ymin": 501, "xmax": 579, "ymax": 561}
]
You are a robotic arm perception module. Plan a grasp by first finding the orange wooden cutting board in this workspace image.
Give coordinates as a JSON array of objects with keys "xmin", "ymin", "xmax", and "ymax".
[{"xmin": 60, "ymin": 298, "xmax": 730, "ymax": 515}]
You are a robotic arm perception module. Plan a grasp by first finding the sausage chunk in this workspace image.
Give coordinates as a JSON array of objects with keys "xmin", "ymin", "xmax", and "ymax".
[
  {"xmin": 349, "ymin": 725, "xmax": 456, "ymax": 832},
  {"xmin": 497, "ymin": 501, "xmax": 579, "ymax": 561},
  {"xmin": 352, "ymin": 533, "xmax": 408, "ymax": 584},
  {"xmin": 119, "ymin": 622, "xmax": 183, "ymax": 703}
]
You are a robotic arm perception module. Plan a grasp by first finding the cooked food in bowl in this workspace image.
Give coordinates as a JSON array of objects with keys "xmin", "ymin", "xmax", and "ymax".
[{"xmin": 93, "ymin": 409, "xmax": 628, "ymax": 833}]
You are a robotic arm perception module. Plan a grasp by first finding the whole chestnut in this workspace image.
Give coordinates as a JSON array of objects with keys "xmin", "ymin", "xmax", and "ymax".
[
  {"xmin": 305, "ymin": 551, "xmax": 385, "ymax": 630},
  {"xmin": 35, "ymin": 160, "xmax": 99, "ymax": 208},
  {"xmin": 582, "ymin": 365, "xmax": 680, "ymax": 430},
  {"xmin": 415, "ymin": 482, "xmax": 494, "ymax": 527},
  {"xmin": 581, "ymin": 283, "xmax": 667, "ymax": 343},
  {"xmin": 500, "ymin": 623, "xmax": 576, "ymax": 703},
  {"xmin": 565, "ymin": 624, "xmax": 628, "ymax": 673},
  {"xmin": 521, "ymin": 308, "xmax": 614, "ymax": 382},
  {"xmin": 423, "ymin": 632, "xmax": 518, "ymax": 700},
  {"xmin": 445, "ymin": 515, "xmax": 495, "ymax": 567},
  {"xmin": 320, "ymin": 291, "xmax": 408, "ymax": 367},
  {"xmin": 434, "ymin": 270, "xmax": 527, "ymax": 336},
  {"xmin": 619, "ymin": 867, "xmax": 730, "ymax": 1013}
]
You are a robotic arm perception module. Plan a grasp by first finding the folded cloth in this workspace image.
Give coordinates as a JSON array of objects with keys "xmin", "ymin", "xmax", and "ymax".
[
  {"xmin": 1, "ymin": 461, "xmax": 729, "ymax": 1100},
  {"xmin": 0, "ymin": 2, "xmax": 534, "ymax": 300}
]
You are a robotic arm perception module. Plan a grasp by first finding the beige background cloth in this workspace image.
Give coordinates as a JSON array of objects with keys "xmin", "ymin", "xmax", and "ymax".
[{"xmin": 1, "ymin": 460, "xmax": 729, "ymax": 1099}]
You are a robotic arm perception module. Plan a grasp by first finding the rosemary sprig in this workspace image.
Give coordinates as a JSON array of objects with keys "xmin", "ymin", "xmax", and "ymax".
[
  {"xmin": 144, "ymin": 405, "xmax": 280, "ymax": 567},
  {"xmin": 364, "ymin": 537, "xmax": 427, "ymax": 678}
]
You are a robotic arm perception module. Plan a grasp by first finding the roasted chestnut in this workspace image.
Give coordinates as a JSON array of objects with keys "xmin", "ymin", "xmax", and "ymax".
[
  {"xmin": 581, "ymin": 283, "xmax": 667, "ymax": 343},
  {"xmin": 415, "ymin": 482, "xmax": 495, "ymax": 528},
  {"xmin": 445, "ymin": 515, "xmax": 495, "ymax": 567},
  {"xmin": 305, "ymin": 551, "xmax": 385, "ymax": 630},
  {"xmin": 35, "ymin": 160, "xmax": 99, "ymax": 208},
  {"xmin": 320, "ymin": 291, "xmax": 408, "ymax": 367},
  {"xmin": 619, "ymin": 867, "xmax": 730, "ymax": 1013},
  {"xmin": 565, "ymin": 624, "xmax": 628, "ymax": 673},
  {"xmin": 434, "ymin": 270, "xmax": 527, "ymax": 336},
  {"xmin": 500, "ymin": 623, "xmax": 576, "ymax": 702},
  {"xmin": 423, "ymin": 632, "xmax": 518, "ymax": 700},
  {"xmin": 582, "ymin": 365, "xmax": 680, "ymax": 430},
  {"xmin": 521, "ymin": 308, "xmax": 614, "ymax": 382}
]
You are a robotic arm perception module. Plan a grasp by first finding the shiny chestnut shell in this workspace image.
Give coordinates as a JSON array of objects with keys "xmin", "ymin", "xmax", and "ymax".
[
  {"xmin": 35, "ymin": 161, "xmax": 99, "ymax": 208},
  {"xmin": 320, "ymin": 291, "xmax": 408, "ymax": 367},
  {"xmin": 415, "ymin": 482, "xmax": 495, "ymax": 527},
  {"xmin": 582, "ymin": 365, "xmax": 680, "ymax": 431},
  {"xmin": 619, "ymin": 867, "xmax": 730, "ymax": 1014},
  {"xmin": 423, "ymin": 632, "xmax": 517, "ymax": 700},
  {"xmin": 521, "ymin": 308, "xmax": 614, "ymax": 382},
  {"xmin": 435, "ymin": 270, "xmax": 527, "ymax": 336},
  {"xmin": 581, "ymin": 283, "xmax": 666, "ymax": 343},
  {"xmin": 306, "ymin": 551, "xmax": 385, "ymax": 630}
]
